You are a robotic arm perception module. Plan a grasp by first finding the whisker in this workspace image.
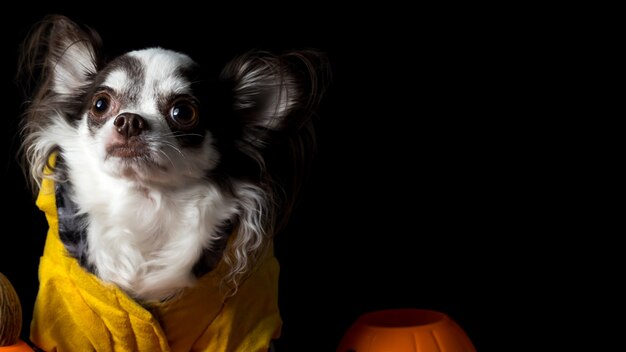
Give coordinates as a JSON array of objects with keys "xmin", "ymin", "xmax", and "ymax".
[
  {"xmin": 156, "ymin": 148, "xmax": 176, "ymax": 168},
  {"xmin": 159, "ymin": 131, "xmax": 204, "ymax": 139},
  {"xmin": 161, "ymin": 141, "xmax": 185, "ymax": 158}
]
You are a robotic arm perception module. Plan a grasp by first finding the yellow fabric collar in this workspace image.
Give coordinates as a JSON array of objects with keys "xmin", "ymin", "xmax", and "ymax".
[{"xmin": 30, "ymin": 156, "xmax": 282, "ymax": 351}]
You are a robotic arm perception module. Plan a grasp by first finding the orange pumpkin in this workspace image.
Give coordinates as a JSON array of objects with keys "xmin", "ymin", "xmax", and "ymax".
[
  {"xmin": 0, "ymin": 273, "xmax": 33, "ymax": 351},
  {"xmin": 337, "ymin": 309, "xmax": 476, "ymax": 352},
  {"xmin": 0, "ymin": 273, "xmax": 22, "ymax": 346}
]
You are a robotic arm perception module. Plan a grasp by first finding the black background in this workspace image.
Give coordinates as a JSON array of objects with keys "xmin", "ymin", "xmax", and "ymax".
[{"xmin": 0, "ymin": 5, "xmax": 499, "ymax": 351}]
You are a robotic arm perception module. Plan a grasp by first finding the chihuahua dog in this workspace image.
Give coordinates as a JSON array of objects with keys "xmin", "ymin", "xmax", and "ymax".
[{"xmin": 18, "ymin": 15, "xmax": 325, "ymax": 347}]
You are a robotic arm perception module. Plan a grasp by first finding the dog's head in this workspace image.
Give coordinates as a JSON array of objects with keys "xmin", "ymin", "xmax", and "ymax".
[{"xmin": 19, "ymin": 15, "xmax": 326, "ymax": 190}]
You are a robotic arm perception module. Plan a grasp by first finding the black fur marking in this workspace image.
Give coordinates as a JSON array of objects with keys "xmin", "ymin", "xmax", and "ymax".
[
  {"xmin": 157, "ymin": 65, "xmax": 209, "ymax": 148},
  {"xmin": 55, "ymin": 88, "xmax": 92, "ymax": 128},
  {"xmin": 102, "ymin": 55, "xmax": 145, "ymax": 104},
  {"xmin": 54, "ymin": 158, "xmax": 94, "ymax": 273},
  {"xmin": 191, "ymin": 219, "xmax": 235, "ymax": 278}
]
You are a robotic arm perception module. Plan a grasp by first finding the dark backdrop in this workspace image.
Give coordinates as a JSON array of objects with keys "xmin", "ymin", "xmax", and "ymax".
[{"xmin": 1, "ymin": 5, "xmax": 492, "ymax": 351}]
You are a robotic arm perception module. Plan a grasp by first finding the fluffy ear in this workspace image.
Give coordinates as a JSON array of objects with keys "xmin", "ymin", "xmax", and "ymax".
[
  {"xmin": 18, "ymin": 15, "xmax": 101, "ymax": 97},
  {"xmin": 220, "ymin": 50, "xmax": 328, "ymax": 147},
  {"xmin": 17, "ymin": 15, "xmax": 103, "ymax": 193}
]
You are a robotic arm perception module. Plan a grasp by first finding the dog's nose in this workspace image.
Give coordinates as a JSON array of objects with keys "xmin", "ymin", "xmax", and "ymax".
[{"xmin": 114, "ymin": 113, "xmax": 146, "ymax": 138}]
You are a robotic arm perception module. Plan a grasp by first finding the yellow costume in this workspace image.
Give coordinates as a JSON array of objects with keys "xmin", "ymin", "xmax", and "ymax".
[{"xmin": 30, "ymin": 157, "xmax": 282, "ymax": 351}]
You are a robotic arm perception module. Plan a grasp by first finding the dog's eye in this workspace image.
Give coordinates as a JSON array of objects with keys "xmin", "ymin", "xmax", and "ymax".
[
  {"xmin": 91, "ymin": 93, "xmax": 111, "ymax": 116},
  {"xmin": 169, "ymin": 100, "xmax": 198, "ymax": 129},
  {"xmin": 95, "ymin": 98, "xmax": 108, "ymax": 112}
]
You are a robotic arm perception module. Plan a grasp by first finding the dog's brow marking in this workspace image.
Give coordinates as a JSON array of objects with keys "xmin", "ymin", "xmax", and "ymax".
[{"xmin": 106, "ymin": 55, "xmax": 145, "ymax": 104}]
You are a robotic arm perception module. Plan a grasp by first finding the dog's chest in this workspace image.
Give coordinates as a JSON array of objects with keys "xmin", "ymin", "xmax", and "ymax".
[
  {"xmin": 90, "ymin": 187, "xmax": 205, "ymax": 250},
  {"xmin": 69, "ymin": 180, "xmax": 236, "ymax": 299}
]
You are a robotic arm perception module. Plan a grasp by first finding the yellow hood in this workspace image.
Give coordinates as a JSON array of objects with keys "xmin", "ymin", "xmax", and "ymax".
[{"xmin": 30, "ymin": 157, "xmax": 282, "ymax": 351}]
